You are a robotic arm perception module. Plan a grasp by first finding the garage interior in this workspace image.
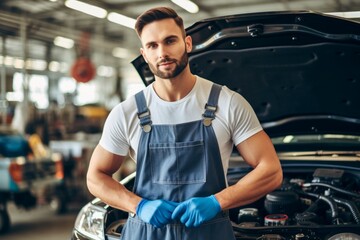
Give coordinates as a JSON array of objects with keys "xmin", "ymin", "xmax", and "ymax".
[{"xmin": 0, "ymin": 0, "xmax": 359, "ymax": 239}]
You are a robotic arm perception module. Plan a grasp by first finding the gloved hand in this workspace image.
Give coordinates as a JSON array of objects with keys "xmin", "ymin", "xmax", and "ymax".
[
  {"xmin": 171, "ymin": 195, "xmax": 221, "ymax": 227},
  {"xmin": 136, "ymin": 199, "xmax": 179, "ymax": 228}
]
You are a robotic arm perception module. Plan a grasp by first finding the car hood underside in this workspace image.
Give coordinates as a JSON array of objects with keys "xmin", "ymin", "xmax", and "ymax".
[{"xmin": 132, "ymin": 11, "xmax": 360, "ymax": 136}]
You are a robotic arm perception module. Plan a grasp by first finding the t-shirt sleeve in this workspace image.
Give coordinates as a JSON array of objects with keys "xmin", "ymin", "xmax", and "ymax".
[
  {"xmin": 99, "ymin": 104, "xmax": 130, "ymax": 156},
  {"xmin": 229, "ymin": 92, "xmax": 263, "ymax": 146}
]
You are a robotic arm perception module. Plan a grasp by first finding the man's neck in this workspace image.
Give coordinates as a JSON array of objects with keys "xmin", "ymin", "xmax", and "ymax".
[{"xmin": 153, "ymin": 71, "xmax": 196, "ymax": 102}]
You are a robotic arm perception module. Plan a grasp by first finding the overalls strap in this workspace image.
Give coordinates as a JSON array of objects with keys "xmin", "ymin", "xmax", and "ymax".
[
  {"xmin": 135, "ymin": 91, "xmax": 152, "ymax": 132},
  {"xmin": 203, "ymin": 83, "xmax": 222, "ymax": 126}
]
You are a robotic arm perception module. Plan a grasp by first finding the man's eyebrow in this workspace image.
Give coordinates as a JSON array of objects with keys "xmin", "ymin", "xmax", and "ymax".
[
  {"xmin": 165, "ymin": 35, "xmax": 179, "ymax": 41},
  {"xmin": 144, "ymin": 41, "xmax": 156, "ymax": 47},
  {"xmin": 144, "ymin": 35, "xmax": 179, "ymax": 47}
]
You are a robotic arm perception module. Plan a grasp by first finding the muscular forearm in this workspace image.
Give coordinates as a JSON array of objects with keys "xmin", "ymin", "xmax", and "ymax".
[
  {"xmin": 87, "ymin": 145, "xmax": 142, "ymax": 213},
  {"xmin": 87, "ymin": 169, "xmax": 141, "ymax": 214},
  {"xmin": 215, "ymin": 161, "xmax": 282, "ymax": 210}
]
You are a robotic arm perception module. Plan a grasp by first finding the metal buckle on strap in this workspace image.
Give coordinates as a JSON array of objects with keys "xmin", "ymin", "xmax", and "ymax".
[
  {"xmin": 137, "ymin": 110, "xmax": 150, "ymax": 118},
  {"xmin": 203, "ymin": 117, "xmax": 213, "ymax": 126},
  {"xmin": 205, "ymin": 103, "xmax": 217, "ymax": 112},
  {"xmin": 137, "ymin": 110, "xmax": 152, "ymax": 132},
  {"xmin": 203, "ymin": 104, "xmax": 217, "ymax": 126},
  {"xmin": 142, "ymin": 124, "xmax": 152, "ymax": 133}
]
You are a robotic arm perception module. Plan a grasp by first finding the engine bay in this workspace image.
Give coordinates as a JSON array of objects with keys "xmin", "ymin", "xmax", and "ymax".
[
  {"xmin": 230, "ymin": 167, "xmax": 360, "ymax": 240},
  {"xmin": 104, "ymin": 166, "xmax": 360, "ymax": 240}
]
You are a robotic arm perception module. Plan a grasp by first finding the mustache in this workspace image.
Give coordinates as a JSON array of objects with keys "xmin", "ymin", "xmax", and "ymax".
[{"xmin": 157, "ymin": 58, "xmax": 176, "ymax": 65}]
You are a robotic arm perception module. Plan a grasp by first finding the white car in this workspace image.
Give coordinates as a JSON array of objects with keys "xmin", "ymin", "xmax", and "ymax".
[{"xmin": 72, "ymin": 10, "xmax": 360, "ymax": 240}]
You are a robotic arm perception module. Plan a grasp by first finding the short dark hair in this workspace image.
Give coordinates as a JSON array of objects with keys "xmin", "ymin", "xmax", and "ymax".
[{"xmin": 135, "ymin": 7, "xmax": 185, "ymax": 37}]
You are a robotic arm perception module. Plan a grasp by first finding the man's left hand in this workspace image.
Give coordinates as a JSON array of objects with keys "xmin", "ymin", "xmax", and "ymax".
[{"xmin": 171, "ymin": 195, "xmax": 221, "ymax": 227}]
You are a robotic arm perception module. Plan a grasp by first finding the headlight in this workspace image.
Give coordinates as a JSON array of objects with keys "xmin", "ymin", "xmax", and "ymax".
[
  {"xmin": 327, "ymin": 233, "xmax": 360, "ymax": 240},
  {"xmin": 74, "ymin": 202, "xmax": 106, "ymax": 240}
]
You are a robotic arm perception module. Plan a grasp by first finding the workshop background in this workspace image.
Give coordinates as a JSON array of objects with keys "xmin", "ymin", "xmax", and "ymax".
[{"xmin": 0, "ymin": 0, "xmax": 359, "ymax": 239}]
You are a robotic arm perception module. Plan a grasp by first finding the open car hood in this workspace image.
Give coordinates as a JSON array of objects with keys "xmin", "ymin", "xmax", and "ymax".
[{"xmin": 132, "ymin": 11, "xmax": 360, "ymax": 137}]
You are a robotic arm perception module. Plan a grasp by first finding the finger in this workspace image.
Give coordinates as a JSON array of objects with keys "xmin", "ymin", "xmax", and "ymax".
[
  {"xmin": 152, "ymin": 217, "xmax": 162, "ymax": 228},
  {"xmin": 157, "ymin": 210, "xmax": 168, "ymax": 226},
  {"xmin": 180, "ymin": 208, "xmax": 190, "ymax": 224},
  {"xmin": 193, "ymin": 217, "xmax": 203, "ymax": 227},
  {"xmin": 165, "ymin": 200, "xmax": 180, "ymax": 208},
  {"xmin": 171, "ymin": 203, "xmax": 186, "ymax": 220},
  {"xmin": 185, "ymin": 213, "xmax": 195, "ymax": 227},
  {"xmin": 163, "ymin": 201, "xmax": 179, "ymax": 212}
]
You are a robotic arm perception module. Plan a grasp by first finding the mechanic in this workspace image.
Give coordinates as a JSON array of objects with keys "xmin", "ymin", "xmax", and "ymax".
[{"xmin": 87, "ymin": 6, "xmax": 283, "ymax": 240}]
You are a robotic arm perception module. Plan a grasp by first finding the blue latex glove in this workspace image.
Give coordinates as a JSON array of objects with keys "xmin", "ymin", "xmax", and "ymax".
[
  {"xmin": 171, "ymin": 195, "xmax": 221, "ymax": 227},
  {"xmin": 136, "ymin": 199, "xmax": 179, "ymax": 228}
]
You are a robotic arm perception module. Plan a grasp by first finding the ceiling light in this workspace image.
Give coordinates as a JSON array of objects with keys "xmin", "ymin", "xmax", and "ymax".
[
  {"xmin": 112, "ymin": 47, "xmax": 130, "ymax": 59},
  {"xmin": 26, "ymin": 59, "xmax": 48, "ymax": 71},
  {"xmin": 49, "ymin": 61, "xmax": 61, "ymax": 72},
  {"xmin": 4, "ymin": 56, "xmax": 14, "ymax": 66},
  {"xmin": 171, "ymin": 0, "xmax": 199, "ymax": 14},
  {"xmin": 13, "ymin": 58, "xmax": 24, "ymax": 69},
  {"xmin": 107, "ymin": 12, "xmax": 136, "ymax": 29},
  {"xmin": 65, "ymin": 0, "xmax": 107, "ymax": 19},
  {"xmin": 97, "ymin": 65, "xmax": 114, "ymax": 77},
  {"xmin": 54, "ymin": 36, "xmax": 74, "ymax": 49},
  {"xmin": 326, "ymin": 11, "xmax": 360, "ymax": 19}
]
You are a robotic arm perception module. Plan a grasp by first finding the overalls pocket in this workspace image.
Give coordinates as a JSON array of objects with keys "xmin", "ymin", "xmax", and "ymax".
[{"xmin": 149, "ymin": 140, "xmax": 206, "ymax": 184}]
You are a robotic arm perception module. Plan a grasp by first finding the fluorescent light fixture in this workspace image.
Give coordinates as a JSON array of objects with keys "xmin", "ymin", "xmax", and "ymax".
[
  {"xmin": 49, "ymin": 61, "xmax": 61, "ymax": 72},
  {"xmin": 6, "ymin": 92, "xmax": 23, "ymax": 102},
  {"xmin": 171, "ymin": 0, "xmax": 199, "ymax": 14},
  {"xmin": 97, "ymin": 65, "xmax": 114, "ymax": 77},
  {"xmin": 112, "ymin": 47, "xmax": 130, "ymax": 59},
  {"xmin": 65, "ymin": 0, "xmax": 107, "ymax": 19},
  {"xmin": 13, "ymin": 58, "xmax": 25, "ymax": 69},
  {"xmin": 4, "ymin": 56, "xmax": 14, "ymax": 66},
  {"xmin": 54, "ymin": 36, "xmax": 74, "ymax": 49},
  {"xmin": 326, "ymin": 11, "xmax": 360, "ymax": 19},
  {"xmin": 107, "ymin": 12, "xmax": 136, "ymax": 29},
  {"xmin": 26, "ymin": 59, "xmax": 48, "ymax": 71}
]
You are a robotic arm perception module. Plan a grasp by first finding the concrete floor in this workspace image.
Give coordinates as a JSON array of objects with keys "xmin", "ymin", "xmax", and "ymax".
[{"xmin": 1, "ymin": 203, "xmax": 79, "ymax": 240}]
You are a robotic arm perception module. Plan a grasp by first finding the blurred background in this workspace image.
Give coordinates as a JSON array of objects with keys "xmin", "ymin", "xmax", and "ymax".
[{"xmin": 0, "ymin": 0, "xmax": 359, "ymax": 239}]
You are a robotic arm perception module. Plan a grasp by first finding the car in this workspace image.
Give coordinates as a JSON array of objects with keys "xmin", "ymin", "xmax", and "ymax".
[
  {"xmin": 0, "ymin": 127, "xmax": 66, "ymax": 233},
  {"xmin": 71, "ymin": 10, "xmax": 360, "ymax": 240}
]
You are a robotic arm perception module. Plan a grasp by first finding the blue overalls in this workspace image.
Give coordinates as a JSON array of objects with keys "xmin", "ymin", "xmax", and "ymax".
[{"xmin": 120, "ymin": 84, "xmax": 235, "ymax": 240}]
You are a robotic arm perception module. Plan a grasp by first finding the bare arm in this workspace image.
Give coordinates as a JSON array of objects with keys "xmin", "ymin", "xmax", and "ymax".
[
  {"xmin": 215, "ymin": 130, "xmax": 283, "ymax": 210},
  {"xmin": 86, "ymin": 144, "xmax": 141, "ymax": 214}
]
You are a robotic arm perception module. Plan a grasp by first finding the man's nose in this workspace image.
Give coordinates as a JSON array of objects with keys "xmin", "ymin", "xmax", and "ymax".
[{"xmin": 158, "ymin": 45, "xmax": 169, "ymax": 59}]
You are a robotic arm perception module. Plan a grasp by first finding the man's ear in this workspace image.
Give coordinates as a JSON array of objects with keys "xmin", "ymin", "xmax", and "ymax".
[
  {"xmin": 140, "ymin": 48, "xmax": 148, "ymax": 63},
  {"xmin": 185, "ymin": 36, "xmax": 192, "ymax": 53}
]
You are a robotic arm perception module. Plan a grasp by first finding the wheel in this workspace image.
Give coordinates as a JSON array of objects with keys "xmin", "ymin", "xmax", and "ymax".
[
  {"xmin": 0, "ymin": 208, "xmax": 10, "ymax": 234},
  {"xmin": 50, "ymin": 194, "xmax": 67, "ymax": 214}
]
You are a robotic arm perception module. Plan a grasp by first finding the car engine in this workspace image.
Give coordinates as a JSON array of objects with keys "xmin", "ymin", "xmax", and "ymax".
[{"xmin": 231, "ymin": 168, "xmax": 360, "ymax": 240}]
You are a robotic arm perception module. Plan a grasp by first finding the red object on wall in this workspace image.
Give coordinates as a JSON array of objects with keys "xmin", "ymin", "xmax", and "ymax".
[{"xmin": 71, "ymin": 57, "xmax": 96, "ymax": 83}]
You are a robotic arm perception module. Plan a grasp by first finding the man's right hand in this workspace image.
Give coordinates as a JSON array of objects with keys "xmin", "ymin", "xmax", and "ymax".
[{"xmin": 136, "ymin": 199, "xmax": 179, "ymax": 228}]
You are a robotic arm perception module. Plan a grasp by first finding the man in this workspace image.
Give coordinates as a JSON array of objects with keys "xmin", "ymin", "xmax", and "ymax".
[{"xmin": 87, "ymin": 6, "xmax": 283, "ymax": 240}]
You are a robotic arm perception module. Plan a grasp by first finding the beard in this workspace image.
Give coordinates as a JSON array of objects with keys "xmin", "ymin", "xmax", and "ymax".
[{"xmin": 147, "ymin": 49, "xmax": 188, "ymax": 79}]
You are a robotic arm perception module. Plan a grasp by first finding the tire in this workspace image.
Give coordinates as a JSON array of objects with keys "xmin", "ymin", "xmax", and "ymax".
[
  {"xmin": 0, "ymin": 208, "xmax": 10, "ymax": 234},
  {"xmin": 50, "ymin": 194, "xmax": 67, "ymax": 214}
]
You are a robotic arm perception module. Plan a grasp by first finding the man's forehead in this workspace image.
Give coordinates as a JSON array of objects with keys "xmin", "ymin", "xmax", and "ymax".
[{"xmin": 140, "ymin": 19, "xmax": 182, "ymax": 42}]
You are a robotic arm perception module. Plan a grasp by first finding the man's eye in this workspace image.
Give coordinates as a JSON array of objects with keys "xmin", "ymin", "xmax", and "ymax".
[{"xmin": 166, "ymin": 39, "xmax": 176, "ymax": 44}]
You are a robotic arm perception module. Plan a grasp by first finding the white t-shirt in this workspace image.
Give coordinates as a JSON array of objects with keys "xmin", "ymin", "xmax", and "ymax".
[{"xmin": 100, "ymin": 76, "xmax": 262, "ymax": 174}]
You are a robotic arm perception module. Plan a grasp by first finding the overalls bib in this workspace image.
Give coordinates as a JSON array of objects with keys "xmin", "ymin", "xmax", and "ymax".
[{"xmin": 120, "ymin": 84, "xmax": 235, "ymax": 240}]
